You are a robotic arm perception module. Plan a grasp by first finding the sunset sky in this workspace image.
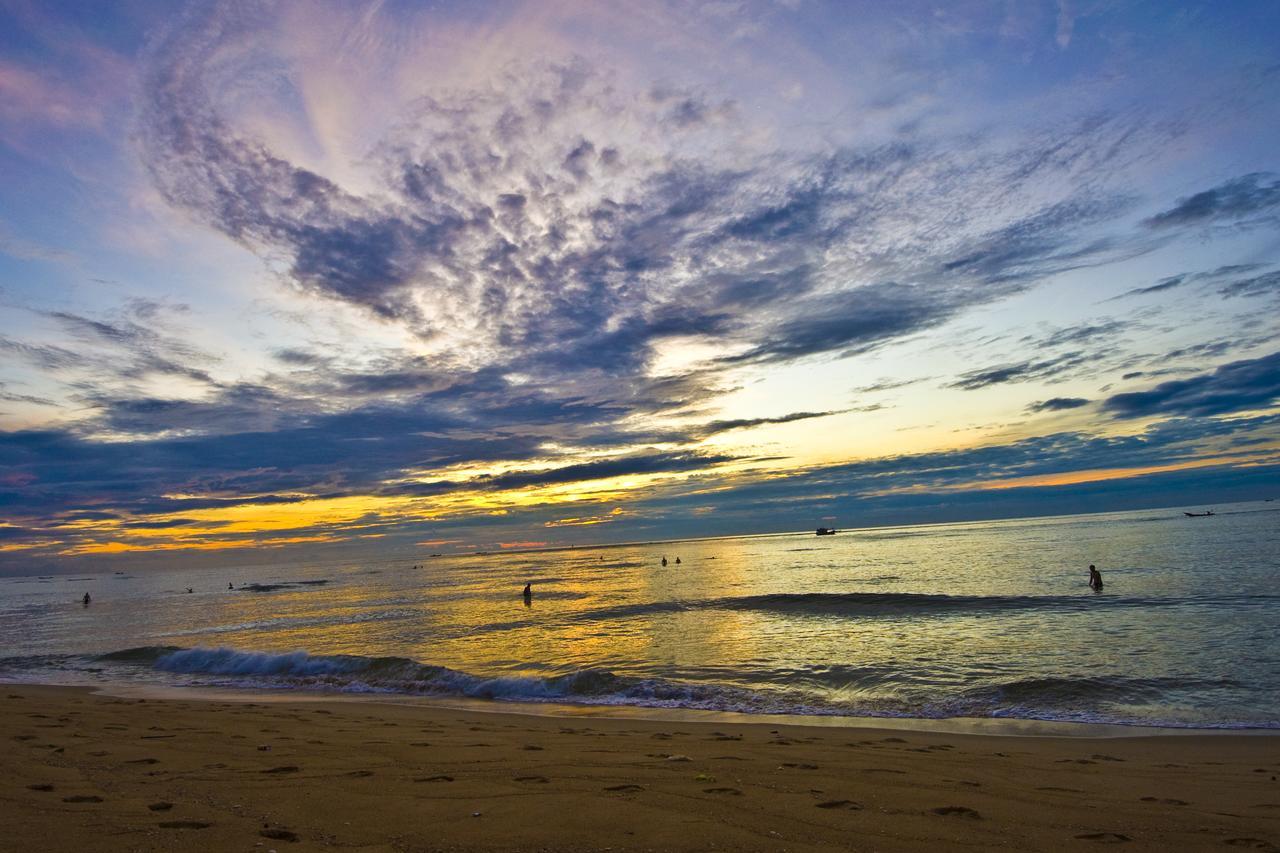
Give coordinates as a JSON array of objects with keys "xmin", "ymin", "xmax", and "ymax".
[{"xmin": 1, "ymin": 0, "xmax": 1278, "ymax": 571}]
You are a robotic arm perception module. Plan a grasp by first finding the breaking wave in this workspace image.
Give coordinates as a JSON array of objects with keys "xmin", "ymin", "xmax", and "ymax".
[{"xmin": 78, "ymin": 645, "xmax": 1275, "ymax": 729}]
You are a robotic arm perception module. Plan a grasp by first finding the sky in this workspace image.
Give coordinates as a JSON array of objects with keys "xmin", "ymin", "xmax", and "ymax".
[{"xmin": 1, "ymin": 0, "xmax": 1278, "ymax": 573}]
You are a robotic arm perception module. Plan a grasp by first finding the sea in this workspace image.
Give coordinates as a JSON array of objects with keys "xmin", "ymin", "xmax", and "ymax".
[{"xmin": 2, "ymin": 502, "xmax": 1277, "ymax": 730}]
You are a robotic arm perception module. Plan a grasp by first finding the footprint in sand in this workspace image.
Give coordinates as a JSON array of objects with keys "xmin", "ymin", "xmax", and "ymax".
[
  {"xmin": 815, "ymin": 800, "xmax": 862, "ymax": 810},
  {"xmin": 12, "ymin": 735, "xmax": 35, "ymax": 741},
  {"xmin": 1074, "ymin": 832, "xmax": 1132, "ymax": 843},
  {"xmin": 522, "ymin": 745, "xmax": 544, "ymax": 751},
  {"xmin": 345, "ymin": 770, "xmax": 374, "ymax": 778},
  {"xmin": 27, "ymin": 784, "xmax": 54, "ymax": 792},
  {"xmin": 260, "ymin": 828, "xmax": 300, "ymax": 842},
  {"xmin": 862, "ymin": 768, "xmax": 906, "ymax": 775},
  {"xmin": 410, "ymin": 741, "xmax": 431, "ymax": 747},
  {"xmin": 148, "ymin": 802, "xmax": 174, "ymax": 811},
  {"xmin": 261, "ymin": 765, "xmax": 300, "ymax": 774},
  {"xmin": 126, "ymin": 758, "xmax": 159, "ymax": 765},
  {"xmin": 63, "ymin": 795, "xmax": 104, "ymax": 803},
  {"xmin": 604, "ymin": 784, "xmax": 645, "ymax": 792},
  {"xmin": 413, "ymin": 775, "xmax": 454, "ymax": 782},
  {"xmin": 1140, "ymin": 797, "xmax": 1189, "ymax": 805},
  {"xmin": 780, "ymin": 763, "xmax": 820, "ymax": 769},
  {"xmin": 514, "ymin": 775, "xmax": 549, "ymax": 783},
  {"xmin": 703, "ymin": 787, "xmax": 743, "ymax": 795},
  {"xmin": 1037, "ymin": 786, "xmax": 1084, "ymax": 793},
  {"xmin": 931, "ymin": 806, "xmax": 981, "ymax": 819},
  {"xmin": 1224, "ymin": 840, "xmax": 1278, "ymax": 850},
  {"xmin": 158, "ymin": 821, "xmax": 211, "ymax": 830},
  {"xmin": 1092, "ymin": 754, "xmax": 1125, "ymax": 762}
]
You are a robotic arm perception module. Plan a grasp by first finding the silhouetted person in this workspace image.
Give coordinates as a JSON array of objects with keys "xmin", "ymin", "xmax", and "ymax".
[
  {"xmin": 675, "ymin": 557, "xmax": 682, "ymax": 565},
  {"xmin": 522, "ymin": 583, "xmax": 532, "ymax": 607},
  {"xmin": 661, "ymin": 556, "xmax": 668, "ymax": 566},
  {"xmin": 1088, "ymin": 564, "xmax": 1103, "ymax": 591},
  {"xmin": 82, "ymin": 592, "xmax": 91, "ymax": 607},
  {"xmin": 228, "ymin": 582, "xmax": 234, "ymax": 590}
]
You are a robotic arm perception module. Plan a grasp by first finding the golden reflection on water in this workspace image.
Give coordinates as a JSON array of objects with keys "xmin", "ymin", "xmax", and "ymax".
[{"xmin": 45, "ymin": 505, "xmax": 1273, "ymax": 725}]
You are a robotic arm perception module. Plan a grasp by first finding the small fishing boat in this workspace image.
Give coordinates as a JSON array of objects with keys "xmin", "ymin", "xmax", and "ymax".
[
  {"xmin": 1183, "ymin": 510, "xmax": 1214, "ymax": 517},
  {"xmin": 816, "ymin": 527, "xmax": 837, "ymax": 536}
]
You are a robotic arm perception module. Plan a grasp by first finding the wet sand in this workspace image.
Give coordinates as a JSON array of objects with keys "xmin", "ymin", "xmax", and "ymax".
[{"xmin": 2, "ymin": 685, "xmax": 1278, "ymax": 852}]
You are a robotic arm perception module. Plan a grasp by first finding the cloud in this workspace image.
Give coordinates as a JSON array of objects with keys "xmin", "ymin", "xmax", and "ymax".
[
  {"xmin": 696, "ymin": 410, "xmax": 846, "ymax": 436},
  {"xmin": 1143, "ymin": 173, "xmax": 1280, "ymax": 228},
  {"xmin": 137, "ymin": 5, "xmax": 1165, "ymax": 391},
  {"xmin": 475, "ymin": 451, "xmax": 738, "ymax": 490},
  {"xmin": 1219, "ymin": 270, "xmax": 1280, "ymax": 299},
  {"xmin": 1030, "ymin": 320, "xmax": 1126, "ymax": 349},
  {"xmin": 1026, "ymin": 397, "xmax": 1090, "ymax": 413},
  {"xmin": 948, "ymin": 351, "xmax": 1098, "ymax": 390},
  {"xmin": 1103, "ymin": 351, "xmax": 1280, "ymax": 418},
  {"xmin": 1109, "ymin": 275, "xmax": 1187, "ymax": 300}
]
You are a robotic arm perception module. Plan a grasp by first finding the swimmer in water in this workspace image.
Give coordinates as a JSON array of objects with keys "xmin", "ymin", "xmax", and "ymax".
[
  {"xmin": 82, "ymin": 592, "xmax": 91, "ymax": 607},
  {"xmin": 1088, "ymin": 564, "xmax": 1103, "ymax": 591}
]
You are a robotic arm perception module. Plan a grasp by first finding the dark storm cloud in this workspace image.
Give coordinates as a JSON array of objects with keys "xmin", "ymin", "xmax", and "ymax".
[
  {"xmin": 948, "ymin": 351, "xmax": 1098, "ymax": 390},
  {"xmin": 1103, "ymin": 351, "xmax": 1280, "ymax": 418},
  {"xmin": 1025, "ymin": 397, "xmax": 1090, "ymax": 413},
  {"xmin": 1143, "ymin": 173, "xmax": 1280, "ymax": 228}
]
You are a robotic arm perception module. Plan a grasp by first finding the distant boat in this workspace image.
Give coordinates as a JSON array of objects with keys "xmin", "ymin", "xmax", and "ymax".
[
  {"xmin": 1184, "ymin": 511, "xmax": 1214, "ymax": 517},
  {"xmin": 816, "ymin": 527, "xmax": 837, "ymax": 536}
]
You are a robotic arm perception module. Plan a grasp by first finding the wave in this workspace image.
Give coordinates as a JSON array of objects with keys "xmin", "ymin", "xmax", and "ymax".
[
  {"xmin": 569, "ymin": 591, "xmax": 1280, "ymax": 622},
  {"xmin": 237, "ymin": 579, "xmax": 330, "ymax": 593},
  {"xmin": 81, "ymin": 645, "xmax": 1277, "ymax": 729}
]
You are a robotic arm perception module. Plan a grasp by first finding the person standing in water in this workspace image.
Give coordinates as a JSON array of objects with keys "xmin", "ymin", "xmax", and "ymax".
[
  {"xmin": 82, "ymin": 592, "xmax": 91, "ymax": 607},
  {"xmin": 522, "ymin": 582, "xmax": 532, "ymax": 606},
  {"xmin": 1088, "ymin": 564, "xmax": 1103, "ymax": 591}
]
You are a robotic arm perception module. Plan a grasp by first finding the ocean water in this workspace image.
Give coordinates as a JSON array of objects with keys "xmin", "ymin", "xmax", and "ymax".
[{"xmin": 1, "ymin": 502, "xmax": 1277, "ymax": 729}]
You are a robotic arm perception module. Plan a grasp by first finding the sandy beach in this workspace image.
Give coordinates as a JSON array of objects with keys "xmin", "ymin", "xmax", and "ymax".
[{"xmin": 1, "ymin": 686, "xmax": 1277, "ymax": 852}]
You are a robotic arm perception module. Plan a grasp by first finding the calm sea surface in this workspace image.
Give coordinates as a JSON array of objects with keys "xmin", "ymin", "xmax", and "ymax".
[{"xmin": 2, "ymin": 502, "xmax": 1277, "ymax": 728}]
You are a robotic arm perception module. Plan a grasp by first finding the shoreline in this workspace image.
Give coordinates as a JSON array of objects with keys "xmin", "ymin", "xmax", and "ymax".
[
  {"xmin": 3, "ymin": 683, "xmax": 1278, "ymax": 851},
  {"xmin": 77, "ymin": 680, "xmax": 1280, "ymax": 740},
  {"xmin": 6, "ymin": 675, "xmax": 1278, "ymax": 738}
]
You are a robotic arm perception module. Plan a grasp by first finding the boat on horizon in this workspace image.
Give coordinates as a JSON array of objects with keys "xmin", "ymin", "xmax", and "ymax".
[
  {"xmin": 1184, "ymin": 510, "xmax": 1214, "ymax": 517},
  {"xmin": 815, "ymin": 527, "xmax": 837, "ymax": 536}
]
